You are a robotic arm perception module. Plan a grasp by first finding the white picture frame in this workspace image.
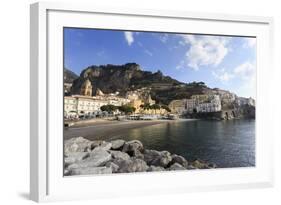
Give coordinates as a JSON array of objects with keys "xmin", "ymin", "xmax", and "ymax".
[{"xmin": 30, "ymin": 2, "xmax": 274, "ymax": 202}]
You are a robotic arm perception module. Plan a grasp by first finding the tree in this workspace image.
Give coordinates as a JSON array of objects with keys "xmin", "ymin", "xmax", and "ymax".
[
  {"xmin": 118, "ymin": 105, "xmax": 136, "ymax": 114},
  {"xmin": 100, "ymin": 104, "xmax": 117, "ymax": 113},
  {"xmin": 150, "ymin": 104, "xmax": 160, "ymax": 110},
  {"xmin": 141, "ymin": 103, "xmax": 151, "ymax": 110},
  {"xmin": 161, "ymin": 105, "xmax": 171, "ymax": 112}
]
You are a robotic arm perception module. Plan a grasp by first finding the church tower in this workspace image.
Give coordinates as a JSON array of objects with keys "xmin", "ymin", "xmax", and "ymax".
[{"xmin": 80, "ymin": 79, "xmax": 93, "ymax": 96}]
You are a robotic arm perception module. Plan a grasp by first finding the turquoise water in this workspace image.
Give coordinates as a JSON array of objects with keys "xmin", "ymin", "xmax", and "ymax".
[{"xmin": 112, "ymin": 119, "xmax": 255, "ymax": 168}]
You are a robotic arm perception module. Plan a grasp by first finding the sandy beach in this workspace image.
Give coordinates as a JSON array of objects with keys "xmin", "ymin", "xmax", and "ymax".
[{"xmin": 64, "ymin": 119, "xmax": 173, "ymax": 141}]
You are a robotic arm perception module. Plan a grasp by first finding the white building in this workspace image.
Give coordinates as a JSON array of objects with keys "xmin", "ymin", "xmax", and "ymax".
[
  {"xmin": 169, "ymin": 94, "xmax": 222, "ymax": 115},
  {"xmin": 184, "ymin": 98, "xmax": 197, "ymax": 113},
  {"xmin": 75, "ymin": 95, "xmax": 108, "ymax": 115},
  {"xmin": 236, "ymin": 97, "xmax": 255, "ymax": 107},
  {"xmin": 64, "ymin": 96, "xmax": 78, "ymax": 117},
  {"xmin": 195, "ymin": 95, "xmax": 221, "ymax": 113},
  {"xmin": 64, "ymin": 94, "xmax": 130, "ymax": 117}
]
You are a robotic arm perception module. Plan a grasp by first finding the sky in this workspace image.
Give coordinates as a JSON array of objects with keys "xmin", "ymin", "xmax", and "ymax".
[{"xmin": 64, "ymin": 28, "xmax": 256, "ymax": 98}]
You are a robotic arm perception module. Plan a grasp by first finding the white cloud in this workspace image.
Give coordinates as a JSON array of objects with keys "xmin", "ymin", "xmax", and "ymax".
[
  {"xmin": 243, "ymin": 38, "xmax": 256, "ymax": 48},
  {"xmin": 213, "ymin": 61, "xmax": 255, "ymax": 83},
  {"xmin": 176, "ymin": 60, "xmax": 185, "ymax": 70},
  {"xmin": 212, "ymin": 61, "xmax": 256, "ymax": 98},
  {"xmin": 233, "ymin": 61, "xmax": 255, "ymax": 78},
  {"xmin": 180, "ymin": 35, "xmax": 230, "ymax": 70},
  {"xmin": 212, "ymin": 68, "xmax": 234, "ymax": 83},
  {"xmin": 124, "ymin": 32, "xmax": 134, "ymax": 46},
  {"xmin": 235, "ymin": 62, "xmax": 256, "ymax": 98},
  {"xmin": 234, "ymin": 61, "xmax": 256, "ymax": 98}
]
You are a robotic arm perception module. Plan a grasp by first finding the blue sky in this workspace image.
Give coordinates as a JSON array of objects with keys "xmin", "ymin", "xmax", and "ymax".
[{"xmin": 64, "ymin": 28, "xmax": 256, "ymax": 98}]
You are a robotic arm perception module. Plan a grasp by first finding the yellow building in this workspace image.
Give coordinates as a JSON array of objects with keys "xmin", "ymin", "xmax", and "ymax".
[
  {"xmin": 80, "ymin": 79, "xmax": 92, "ymax": 96},
  {"xmin": 129, "ymin": 99, "xmax": 143, "ymax": 113}
]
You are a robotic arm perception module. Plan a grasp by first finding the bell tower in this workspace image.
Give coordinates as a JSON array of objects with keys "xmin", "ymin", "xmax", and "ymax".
[{"xmin": 80, "ymin": 79, "xmax": 93, "ymax": 96}]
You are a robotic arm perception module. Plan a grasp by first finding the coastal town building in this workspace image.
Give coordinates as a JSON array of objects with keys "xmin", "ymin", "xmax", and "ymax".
[
  {"xmin": 236, "ymin": 97, "xmax": 255, "ymax": 107},
  {"xmin": 76, "ymin": 95, "xmax": 107, "ymax": 115},
  {"xmin": 195, "ymin": 95, "xmax": 222, "ymax": 113},
  {"xmin": 128, "ymin": 99, "xmax": 143, "ymax": 113},
  {"xmin": 168, "ymin": 94, "xmax": 222, "ymax": 115},
  {"xmin": 126, "ymin": 88, "xmax": 156, "ymax": 105},
  {"xmin": 105, "ymin": 96, "xmax": 131, "ymax": 107},
  {"xmin": 139, "ymin": 108, "xmax": 168, "ymax": 115},
  {"xmin": 191, "ymin": 94, "xmax": 209, "ymax": 103},
  {"xmin": 125, "ymin": 88, "xmax": 157, "ymax": 113},
  {"xmin": 126, "ymin": 92, "xmax": 139, "ymax": 101},
  {"xmin": 209, "ymin": 88, "xmax": 236, "ymax": 109},
  {"xmin": 64, "ymin": 84, "xmax": 159, "ymax": 118},
  {"xmin": 191, "ymin": 95, "xmax": 221, "ymax": 113},
  {"xmin": 168, "ymin": 100, "xmax": 186, "ymax": 114},
  {"xmin": 64, "ymin": 94, "xmax": 131, "ymax": 117},
  {"xmin": 145, "ymin": 94, "xmax": 156, "ymax": 105},
  {"xmin": 64, "ymin": 79, "xmax": 131, "ymax": 117},
  {"xmin": 64, "ymin": 96, "xmax": 77, "ymax": 116},
  {"xmin": 185, "ymin": 98, "xmax": 197, "ymax": 113}
]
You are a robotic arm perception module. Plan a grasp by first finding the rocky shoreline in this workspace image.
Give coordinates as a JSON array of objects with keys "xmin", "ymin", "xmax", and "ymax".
[{"xmin": 64, "ymin": 137, "xmax": 217, "ymax": 176}]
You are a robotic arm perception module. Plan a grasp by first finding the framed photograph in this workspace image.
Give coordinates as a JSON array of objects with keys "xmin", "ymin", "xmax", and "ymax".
[{"xmin": 30, "ymin": 2, "xmax": 274, "ymax": 202}]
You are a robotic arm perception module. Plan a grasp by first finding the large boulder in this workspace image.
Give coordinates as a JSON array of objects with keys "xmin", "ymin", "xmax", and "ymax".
[
  {"xmin": 110, "ymin": 139, "xmax": 125, "ymax": 150},
  {"xmin": 69, "ymin": 166, "xmax": 112, "ymax": 175},
  {"xmin": 152, "ymin": 151, "xmax": 172, "ymax": 167},
  {"xmin": 105, "ymin": 161, "xmax": 119, "ymax": 173},
  {"xmin": 171, "ymin": 154, "xmax": 188, "ymax": 168},
  {"xmin": 143, "ymin": 150, "xmax": 161, "ymax": 164},
  {"xmin": 91, "ymin": 141, "xmax": 112, "ymax": 151},
  {"xmin": 64, "ymin": 137, "xmax": 93, "ymax": 155},
  {"xmin": 109, "ymin": 150, "xmax": 130, "ymax": 161},
  {"xmin": 91, "ymin": 140, "xmax": 103, "ymax": 149},
  {"xmin": 122, "ymin": 140, "xmax": 144, "ymax": 157},
  {"xmin": 168, "ymin": 163, "xmax": 186, "ymax": 171},
  {"xmin": 144, "ymin": 150, "xmax": 172, "ymax": 168},
  {"xmin": 98, "ymin": 142, "xmax": 112, "ymax": 151},
  {"xmin": 134, "ymin": 150, "xmax": 144, "ymax": 160},
  {"xmin": 64, "ymin": 152, "xmax": 89, "ymax": 166},
  {"xmin": 115, "ymin": 158, "xmax": 148, "ymax": 173},
  {"xmin": 68, "ymin": 148, "xmax": 111, "ymax": 169},
  {"xmin": 191, "ymin": 160, "xmax": 210, "ymax": 169}
]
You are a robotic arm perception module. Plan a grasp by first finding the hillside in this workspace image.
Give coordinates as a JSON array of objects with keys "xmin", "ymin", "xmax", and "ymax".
[
  {"xmin": 64, "ymin": 68, "xmax": 79, "ymax": 83},
  {"xmin": 71, "ymin": 63, "xmax": 212, "ymax": 105}
]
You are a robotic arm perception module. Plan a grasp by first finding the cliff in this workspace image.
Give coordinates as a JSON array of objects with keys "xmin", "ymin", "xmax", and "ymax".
[{"xmin": 70, "ymin": 63, "xmax": 209, "ymax": 105}]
